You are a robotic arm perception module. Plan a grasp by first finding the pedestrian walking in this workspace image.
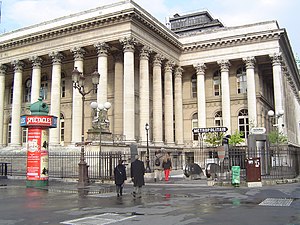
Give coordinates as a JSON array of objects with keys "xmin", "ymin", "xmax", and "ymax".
[
  {"xmin": 114, "ymin": 159, "xmax": 127, "ymax": 197},
  {"xmin": 162, "ymin": 153, "xmax": 172, "ymax": 181},
  {"xmin": 130, "ymin": 155, "xmax": 145, "ymax": 198},
  {"xmin": 154, "ymin": 149, "xmax": 164, "ymax": 182}
]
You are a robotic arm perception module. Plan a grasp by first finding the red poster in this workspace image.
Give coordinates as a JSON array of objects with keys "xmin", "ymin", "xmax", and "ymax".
[{"xmin": 27, "ymin": 128, "xmax": 49, "ymax": 180}]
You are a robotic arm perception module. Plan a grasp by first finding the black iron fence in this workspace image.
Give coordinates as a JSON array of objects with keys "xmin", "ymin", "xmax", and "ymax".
[
  {"xmin": 207, "ymin": 145, "xmax": 300, "ymax": 182},
  {"xmin": 0, "ymin": 144, "xmax": 299, "ymax": 182}
]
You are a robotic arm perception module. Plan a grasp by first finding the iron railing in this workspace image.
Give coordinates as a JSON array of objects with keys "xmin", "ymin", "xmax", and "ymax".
[{"xmin": 0, "ymin": 144, "xmax": 299, "ymax": 182}]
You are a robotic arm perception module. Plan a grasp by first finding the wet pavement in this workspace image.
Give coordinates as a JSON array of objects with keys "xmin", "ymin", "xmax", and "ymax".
[{"xmin": 0, "ymin": 177, "xmax": 299, "ymax": 225}]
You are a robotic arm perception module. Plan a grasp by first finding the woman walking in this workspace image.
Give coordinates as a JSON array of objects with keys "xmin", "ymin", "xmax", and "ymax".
[
  {"xmin": 114, "ymin": 159, "xmax": 127, "ymax": 197},
  {"xmin": 162, "ymin": 153, "xmax": 172, "ymax": 181}
]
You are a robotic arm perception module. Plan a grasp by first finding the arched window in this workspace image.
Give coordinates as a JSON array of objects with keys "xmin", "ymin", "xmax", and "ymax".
[
  {"xmin": 24, "ymin": 79, "xmax": 32, "ymax": 102},
  {"xmin": 61, "ymin": 72, "xmax": 66, "ymax": 98},
  {"xmin": 192, "ymin": 113, "xmax": 198, "ymax": 140},
  {"xmin": 214, "ymin": 111, "xmax": 223, "ymax": 126},
  {"xmin": 213, "ymin": 70, "xmax": 221, "ymax": 96},
  {"xmin": 237, "ymin": 66, "xmax": 247, "ymax": 94},
  {"xmin": 238, "ymin": 109, "xmax": 249, "ymax": 138},
  {"xmin": 191, "ymin": 74, "xmax": 197, "ymax": 98},
  {"xmin": 40, "ymin": 74, "xmax": 48, "ymax": 100},
  {"xmin": 60, "ymin": 113, "xmax": 65, "ymax": 145}
]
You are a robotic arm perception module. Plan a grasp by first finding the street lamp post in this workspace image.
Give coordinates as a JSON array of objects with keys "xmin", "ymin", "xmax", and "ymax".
[
  {"xmin": 72, "ymin": 67, "xmax": 100, "ymax": 187},
  {"xmin": 90, "ymin": 101, "xmax": 111, "ymax": 153},
  {"xmin": 145, "ymin": 123, "xmax": 151, "ymax": 173}
]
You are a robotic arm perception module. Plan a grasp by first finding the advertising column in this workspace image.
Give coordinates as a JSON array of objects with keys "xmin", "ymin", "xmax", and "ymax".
[{"xmin": 20, "ymin": 98, "xmax": 57, "ymax": 188}]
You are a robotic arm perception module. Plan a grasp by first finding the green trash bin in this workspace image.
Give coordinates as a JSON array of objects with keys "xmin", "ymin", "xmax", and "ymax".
[{"xmin": 232, "ymin": 166, "xmax": 240, "ymax": 187}]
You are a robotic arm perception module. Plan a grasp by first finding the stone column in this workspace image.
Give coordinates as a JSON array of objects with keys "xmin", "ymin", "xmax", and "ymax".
[
  {"xmin": 139, "ymin": 46, "xmax": 151, "ymax": 143},
  {"xmin": 113, "ymin": 53, "xmax": 124, "ymax": 135},
  {"xmin": 194, "ymin": 63, "xmax": 207, "ymax": 128},
  {"xmin": 244, "ymin": 57, "xmax": 257, "ymax": 127},
  {"xmin": 164, "ymin": 61, "xmax": 175, "ymax": 145},
  {"xmin": 29, "ymin": 56, "xmax": 42, "ymax": 103},
  {"xmin": 218, "ymin": 60, "xmax": 231, "ymax": 134},
  {"xmin": 94, "ymin": 42, "xmax": 110, "ymax": 104},
  {"xmin": 10, "ymin": 60, "xmax": 24, "ymax": 147},
  {"xmin": 0, "ymin": 65, "xmax": 7, "ymax": 147},
  {"xmin": 174, "ymin": 67, "xmax": 184, "ymax": 145},
  {"xmin": 120, "ymin": 36, "xmax": 136, "ymax": 142},
  {"xmin": 49, "ymin": 51, "xmax": 63, "ymax": 146},
  {"xmin": 152, "ymin": 54, "xmax": 164, "ymax": 145},
  {"xmin": 270, "ymin": 53, "xmax": 284, "ymax": 133},
  {"xmin": 71, "ymin": 47, "xmax": 85, "ymax": 145}
]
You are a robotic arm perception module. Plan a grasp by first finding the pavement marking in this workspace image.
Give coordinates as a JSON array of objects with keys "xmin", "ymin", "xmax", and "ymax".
[
  {"xmin": 90, "ymin": 193, "xmax": 119, "ymax": 198},
  {"xmin": 259, "ymin": 198, "xmax": 293, "ymax": 207},
  {"xmin": 60, "ymin": 213, "xmax": 136, "ymax": 225}
]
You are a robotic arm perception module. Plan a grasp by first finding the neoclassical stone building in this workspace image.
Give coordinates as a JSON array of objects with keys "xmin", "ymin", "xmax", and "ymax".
[{"xmin": 0, "ymin": 0, "xmax": 300, "ymax": 155}]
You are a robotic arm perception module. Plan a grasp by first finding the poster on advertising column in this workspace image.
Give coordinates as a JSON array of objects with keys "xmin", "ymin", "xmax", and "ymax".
[
  {"xmin": 40, "ymin": 129, "xmax": 49, "ymax": 180},
  {"xmin": 27, "ymin": 128, "xmax": 42, "ymax": 180}
]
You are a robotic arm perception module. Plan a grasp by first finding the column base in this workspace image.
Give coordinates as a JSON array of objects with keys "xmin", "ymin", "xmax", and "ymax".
[{"xmin": 26, "ymin": 180, "xmax": 48, "ymax": 188}]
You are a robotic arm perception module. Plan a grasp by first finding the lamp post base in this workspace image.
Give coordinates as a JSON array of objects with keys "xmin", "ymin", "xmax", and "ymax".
[
  {"xmin": 145, "ymin": 160, "xmax": 151, "ymax": 173},
  {"xmin": 78, "ymin": 162, "xmax": 89, "ymax": 188}
]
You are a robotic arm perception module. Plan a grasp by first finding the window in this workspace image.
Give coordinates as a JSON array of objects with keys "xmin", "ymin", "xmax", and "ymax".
[
  {"xmin": 60, "ymin": 113, "xmax": 65, "ymax": 145},
  {"xmin": 9, "ymin": 83, "xmax": 13, "ymax": 104},
  {"xmin": 192, "ymin": 113, "xmax": 198, "ymax": 141},
  {"xmin": 238, "ymin": 109, "xmax": 249, "ymax": 138},
  {"xmin": 214, "ymin": 111, "xmax": 223, "ymax": 126},
  {"xmin": 191, "ymin": 74, "xmax": 197, "ymax": 98},
  {"xmin": 237, "ymin": 66, "xmax": 247, "ymax": 94},
  {"xmin": 40, "ymin": 74, "xmax": 48, "ymax": 100},
  {"xmin": 213, "ymin": 70, "xmax": 221, "ymax": 96},
  {"xmin": 7, "ymin": 117, "xmax": 11, "ymax": 144},
  {"xmin": 24, "ymin": 79, "xmax": 32, "ymax": 102},
  {"xmin": 22, "ymin": 128, "xmax": 28, "ymax": 145},
  {"xmin": 61, "ymin": 72, "xmax": 66, "ymax": 98}
]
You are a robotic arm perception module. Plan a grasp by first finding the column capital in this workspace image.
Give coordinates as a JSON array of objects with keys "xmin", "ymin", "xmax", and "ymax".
[
  {"xmin": 49, "ymin": 51, "xmax": 64, "ymax": 64},
  {"xmin": 119, "ymin": 36, "xmax": 137, "ymax": 52},
  {"xmin": 217, "ymin": 59, "xmax": 230, "ymax": 72},
  {"xmin": 174, "ymin": 67, "xmax": 183, "ymax": 78},
  {"xmin": 164, "ymin": 61, "xmax": 175, "ymax": 72},
  {"xmin": 0, "ymin": 64, "xmax": 8, "ymax": 75},
  {"xmin": 140, "ymin": 46, "xmax": 152, "ymax": 60},
  {"xmin": 270, "ymin": 52, "xmax": 282, "ymax": 66},
  {"xmin": 94, "ymin": 42, "xmax": 110, "ymax": 56},
  {"xmin": 243, "ymin": 56, "xmax": 256, "ymax": 69},
  {"xmin": 11, "ymin": 60, "xmax": 25, "ymax": 72},
  {"xmin": 29, "ymin": 56, "xmax": 43, "ymax": 68},
  {"xmin": 153, "ymin": 54, "xmax": 164, "ymax": 67},
  {"xmin": 70, "ymin": 47, "xmax": 85, "ymax": 60},
  {"xmin": 194, "ymin": 63, "xmax": 206, "ymax": 74}
]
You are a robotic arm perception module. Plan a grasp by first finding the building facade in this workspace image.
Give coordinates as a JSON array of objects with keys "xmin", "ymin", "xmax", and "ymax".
[{"xmin": 0, "ymin": 0, "xmax": 299, "ymax": 156}]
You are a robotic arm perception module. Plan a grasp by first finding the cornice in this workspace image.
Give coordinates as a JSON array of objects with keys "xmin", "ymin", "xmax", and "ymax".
[
  {"xmin": 0, "ymin": 7, "xmax": 182, "ymax": 52},
  {"xmin": 0, "ymin": 10, "xmax": 135, "ymax": 51},
  {"xmin": 183, "ymin": 31, "xmax": 281, "ymax": 52}
]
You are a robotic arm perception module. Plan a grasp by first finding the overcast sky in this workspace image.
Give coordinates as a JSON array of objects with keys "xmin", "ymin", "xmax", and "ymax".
[{"xmin": 1, "ymin": 0, "xmax": 299, "ymax": 58}]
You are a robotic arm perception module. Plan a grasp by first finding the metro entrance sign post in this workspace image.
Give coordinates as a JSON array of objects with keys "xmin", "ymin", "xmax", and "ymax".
[{"xmin": 20, "ymin": 98, "xmax": 57, "ymax": 187}]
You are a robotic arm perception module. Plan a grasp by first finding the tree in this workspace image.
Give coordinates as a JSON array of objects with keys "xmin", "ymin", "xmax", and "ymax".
[
  {"xmin": 204, "ymin": 132, "xmax": 224, "ymax": 147},
  {"xmin": 228, "ymin": 130, "xmax": 245, "ymax": 146},
  {"xmin": 268, "ymin": 130, "xmax": 288, "ymax": 145}
]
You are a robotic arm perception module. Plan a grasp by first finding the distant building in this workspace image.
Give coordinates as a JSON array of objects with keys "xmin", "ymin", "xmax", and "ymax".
[{"xmin": 0, "ymin": 0, "xmax": 299, "ymax": 160}]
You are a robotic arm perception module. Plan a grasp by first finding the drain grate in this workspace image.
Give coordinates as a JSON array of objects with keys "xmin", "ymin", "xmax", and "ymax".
[
  {"xmin": 60, "ymin": 213, "xmax": 136, "ymax": 225},
  {"xmin": 259, "ymin": 198, "xmax": 293, "ymax": 207}
]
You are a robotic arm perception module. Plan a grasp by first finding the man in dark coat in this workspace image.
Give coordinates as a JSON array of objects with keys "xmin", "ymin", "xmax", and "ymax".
[
  {"xmin": 114, "ymin": 159, "xmax": 127, "ymax": 197},
  {"xmin": 130, "ymin": 155, "xmax": 145, "ymax": 198}
]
